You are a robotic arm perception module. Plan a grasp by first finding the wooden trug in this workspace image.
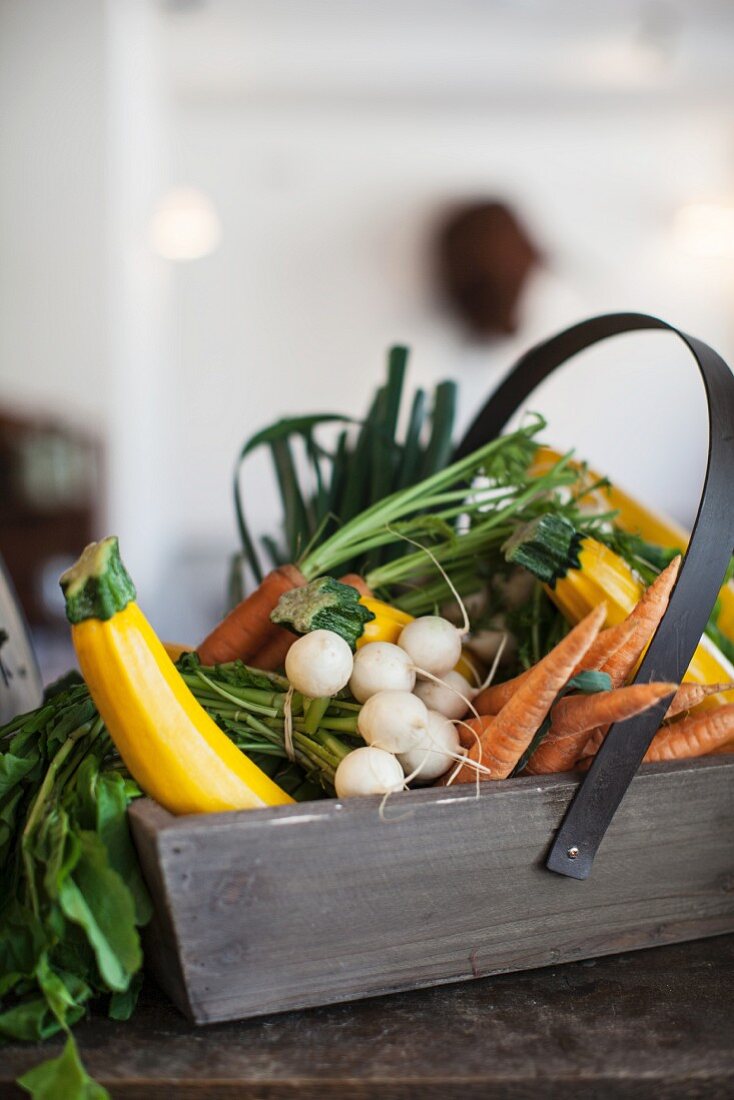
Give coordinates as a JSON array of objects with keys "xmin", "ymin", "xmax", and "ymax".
[{"xmin": 129, "ymin": 755, "xmax": 734, "ymax": 1026}]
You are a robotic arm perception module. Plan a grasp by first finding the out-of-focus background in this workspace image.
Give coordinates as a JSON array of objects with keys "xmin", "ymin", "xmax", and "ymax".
[{"xmin": 2, "ymin": 0, "xmax": 734, "ymax": 678}]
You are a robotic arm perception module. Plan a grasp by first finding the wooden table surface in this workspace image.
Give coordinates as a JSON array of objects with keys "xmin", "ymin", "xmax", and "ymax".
[{"xmin": 2, "ymin": 935, "xmax": 733, "ymax": 1099}]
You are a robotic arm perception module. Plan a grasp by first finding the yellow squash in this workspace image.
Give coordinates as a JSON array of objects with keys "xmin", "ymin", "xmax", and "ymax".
[
  {"xmin": 357, "ymin": 595, "xmax": 481, "ymax": 681},
  {"xmin": 61, "ymin": 538, "xmax": 293, "ymax": 815},
  {"xmin": 533, "ymin": 446, "xmax": 734, "ymax": 649},
  {"xmin": 356, "ymin": 596, "xmax": 413, "ymax": 647},
  {"xmin": 546, "ymin": 533, "xmax": 734, "ymax": 710},
  {"xmin": 531, "ymin": 446, "xmax": 690, "ymax": 550}
]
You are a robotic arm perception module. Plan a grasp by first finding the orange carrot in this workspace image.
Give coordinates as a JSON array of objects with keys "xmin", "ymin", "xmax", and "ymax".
[
  {"xmin": 576, "ymin": 618, "xmax": 637, "ymax": 675},
  {"xmin": 576, "ymin": 557, "xmax": 683, "ymax": 762},
  {"xmin": 339, "ymin": 573, "xmax": 373, "ymax": 598},
  {"xmin": 580, "ymin": 726, "xmax": 605, "ymax": 760},
  {"xmin": 197, "ymin": 564, "xmax": 306, "ymax": 667},
  {"xmin": 664, "ymin": 681, "xmax": 734, "ymax": 720},
  {"xmin": 455, "ymin": 714, "xmax": 494, "ymax": 751},
  {"xmin": 599, "ymin": 556, "xmax": 681, "ymax": 687},
  {"xmin": 525, "ymin": 682, "xmax": 676, "ymax": 776},
  {"xmin": 473, "ymin": 667, "xmax": 531, "ymax": 716},
  {"xmin": 452, "ymin": 603, "xmax": 607, "ymax": 783},
  {"xmin": 708, "ymin": 740, "xmax": 734, "ymax": 755},
  {"xmin": 474, "ymin": 618, "xmax": 637, "ymax": 717},
  {"xmin": 644, "ymin": 705, "xmax": 734, "ymax": 762},
  {"xmin": 248, "ymin": 626, "xmax": 299, "ymax": 672}
]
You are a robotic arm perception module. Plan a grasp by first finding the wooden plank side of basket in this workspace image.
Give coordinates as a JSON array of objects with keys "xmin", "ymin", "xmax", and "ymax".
[{"xmin": 128, "ymin": 755, "xmax": 734, "ymax": 1026}]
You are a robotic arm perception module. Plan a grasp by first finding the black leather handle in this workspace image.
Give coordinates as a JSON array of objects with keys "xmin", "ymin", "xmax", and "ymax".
[{"xmin": 454, "ymin": 313, "xmax": 734, "ymax": 879}]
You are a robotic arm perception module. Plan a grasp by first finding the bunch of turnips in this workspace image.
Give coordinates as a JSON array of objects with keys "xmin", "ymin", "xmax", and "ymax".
[
  {"xmin": 284, "ymin": 608, "xmax": 475, "ymax": 797},
  {"xmin": 283, "ymin": 576, "xmax": 488, "ymax": 800}
]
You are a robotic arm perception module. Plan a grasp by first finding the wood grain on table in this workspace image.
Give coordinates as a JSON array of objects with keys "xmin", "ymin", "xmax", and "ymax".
[{"xmin": 2, "ymin": 935, "xmax": 733, "ymax": 1099}]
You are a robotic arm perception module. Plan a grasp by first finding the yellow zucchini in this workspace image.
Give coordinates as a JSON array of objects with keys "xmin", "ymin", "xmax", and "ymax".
[{"xmin": 61, "ymin": 538, "xmax": 293, "ymax": 815}]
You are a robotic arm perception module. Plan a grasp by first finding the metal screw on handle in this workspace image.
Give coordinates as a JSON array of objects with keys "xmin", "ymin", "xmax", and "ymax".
[{"xmin": 454, "ymin": 313, "xmax": 734, "ymax": 880}]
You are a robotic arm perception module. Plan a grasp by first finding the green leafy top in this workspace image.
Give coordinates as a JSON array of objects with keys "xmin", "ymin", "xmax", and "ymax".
[
  {"xmin": 503, "ymin": 513, "xmax": 584, "ymax": 585},
  {"xmin": 233, "ymin": 347, "xmax": 458, "ymax": 584},
  {"xmin": 270, "ymin": 577, "xmax": 375, "ymax": 649},
  {"xmin": 60, "ymin": 538, "xmax": 136, "ymax": 624}
]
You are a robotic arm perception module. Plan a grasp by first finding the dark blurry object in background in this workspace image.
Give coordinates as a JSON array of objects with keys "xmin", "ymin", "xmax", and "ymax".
[
  {"xmin": 0, "ymin": 408, "xmax": 101, "ymax": 626},
  {"xmin": 0, "ymin": 551, "xmax": 42, "ymax": 722},
  {"xmin": 436, "ymin": 201, "xmax": 541, "ymax": 339}
]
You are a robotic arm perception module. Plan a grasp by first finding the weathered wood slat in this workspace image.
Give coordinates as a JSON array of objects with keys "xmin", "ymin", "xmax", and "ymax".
[{"xmin": 128, "ymin": 756, "xmax": 734, "ymax": 1025}]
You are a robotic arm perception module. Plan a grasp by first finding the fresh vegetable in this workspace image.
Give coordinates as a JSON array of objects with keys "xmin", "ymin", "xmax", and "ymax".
[
  {"xmin": 334, "ymin": 745, "xmax": 404, "ymax": 798},
  {"xmin": 530, "ymin": 446, "xmax": 690, "ymax": 552},
  {"xmin": 61, "ymin": 538, "xmax": 294, "ymax": 815},
  {"xmin": 506, "ymin": 514, "xmax": 734, "ymax": 707},
  {"xmin": 414, "ymin": 669, "xmax": 476, "ymax": 720},
  {"xmin": 474, "ymin": 617, "xmax": 637, "ymax": 715},
  {"xmin": 297, "ymin": 416, "xmax": 583, "ymax": 614},
  {"xmin": 452, "ymin": 604, "xmax": 607, "ymax": 783},
  {"xmin": 245, "ymin": 624, "xmax": 298, "ymax": 673},
  {"xmin": 593, "ymin": 556, "xmax": 681, "ymax": 687},
  {"xmin": 398, "ymin": 616, "xmax": 464, "ymax": 678},
  {"xmin": 0, "ymin": 654, "xmax": 360, "ymax": 1100},
  {"xmin": 646, "ymin": 706, "xmax": 734, "ymax": 762},
  {"xmin": 284, "ymin": 630, "xmax": 354, "ymax": 699},
  {"xmin": 270, "ymin": 576, "xmax": 375, "ymax": 649},
  {"xmin": 524, "ymin": 681, "xmax": 676, "ymax": 775},
  {"xmin": 339, "ymin": 573, "xmax": 373, "ymax": 597},
  {"xmin": 356, "ymin": 597, "xmax": 413, "ymax": 647},
  {"xmin": 234, "ymin": 347, "xmax": 459, "ymax": 583},
  {"xmin": 357, "ymin": 690, "xmax": 429, "ymax": 754},
  {"xmin": 504, "ymin": 514, "xmax": 646, "ymax": 624},
  {"xmin": 455, "ymin": 713, "xmax": 494, "ymax": 751},
  {"xmin": 474, "ymin": 556, "xmax": 678, "ymax": 718},
  {"xmin": 532, "ymin": 446, "xmax": 734, "ymax": 657},
  {"xmin": 198, "ymin": 564, "xmax": 306, "ymax": 667},
  {"xmin": 215, "ymin": 415, "xmax": 583, "ymax": 667},
  {"xmin": 349, "ymin": 642, "xmax": 416, "ymax": 703},
  {"xmin": 665, "ymin": 681, "xmax": 734, "ymax": 719},
  {"xmin": 576, "ymin": 618, "xmax": 637, "ymax": 675},
  {"xmin": 398, "ymin": 710, "xmax": 461, "ymax": 782}
]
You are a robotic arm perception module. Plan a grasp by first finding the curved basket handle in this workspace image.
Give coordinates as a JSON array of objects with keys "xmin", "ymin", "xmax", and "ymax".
[{"xmin": 454, "ymin": 312, "xmax": 734, "ymax": 880}]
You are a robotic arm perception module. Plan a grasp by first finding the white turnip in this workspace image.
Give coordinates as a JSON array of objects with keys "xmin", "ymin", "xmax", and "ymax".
[
  {"xmin": 284, "ymin": 629, "xmax": 353, "ymax": 698},
  {"xmin": 334, "ymin": 746, "xmax": 404, "ymax": 798},
  {"xmin": 357, "ymin": 690, "xmax": 428, "ymax": 754}
]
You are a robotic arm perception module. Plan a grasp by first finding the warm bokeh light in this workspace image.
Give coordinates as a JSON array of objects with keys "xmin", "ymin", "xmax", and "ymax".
[
  {"xmin": 149, "ymin": 186, "xmax": 221, "ymax": 261},
  {"xmin": 673, "ymin": 201, "xmax": 734, "ymax": 259}
]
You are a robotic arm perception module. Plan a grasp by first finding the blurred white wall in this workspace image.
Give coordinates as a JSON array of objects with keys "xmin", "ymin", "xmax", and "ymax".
[
  {"xmin": 0, "ymin": 0, "xmax": 176, "ymax": 630},
  {"xmin": 2, "ymin": 0, "xmax": 734, "ymax": 645},
  {"xmin": 0, "ymin": 0, "xmax": 107, "ymax": 425},
  {"xmin": 162, "ymin": 1, "xmax": 734, "ymax": 646},
  {"xmin": 168, "ymin": 102, "xmax": 730, "ymax": 541}
]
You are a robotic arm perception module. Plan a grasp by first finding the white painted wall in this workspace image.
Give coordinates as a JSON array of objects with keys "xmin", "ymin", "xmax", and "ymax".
[
  {"xmin": 0, "ymin": 0, "xmax": 176, "ymax": 631},
  {"xmin": 166, "ymin": 98, "xmax": 733, "ymax": 622},
  {"xmin": 0, "ymin": 0, "xmax": 107, "ymax": 428},
  {"xmin": 2, "ymin": 0, "xmax": 734, "ymax": 646}
]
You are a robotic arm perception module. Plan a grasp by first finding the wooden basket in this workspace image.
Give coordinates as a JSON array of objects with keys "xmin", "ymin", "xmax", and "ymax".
[{"xmin": 129, "ymin": 313, "xmax": 734, "ymax": 1025}]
